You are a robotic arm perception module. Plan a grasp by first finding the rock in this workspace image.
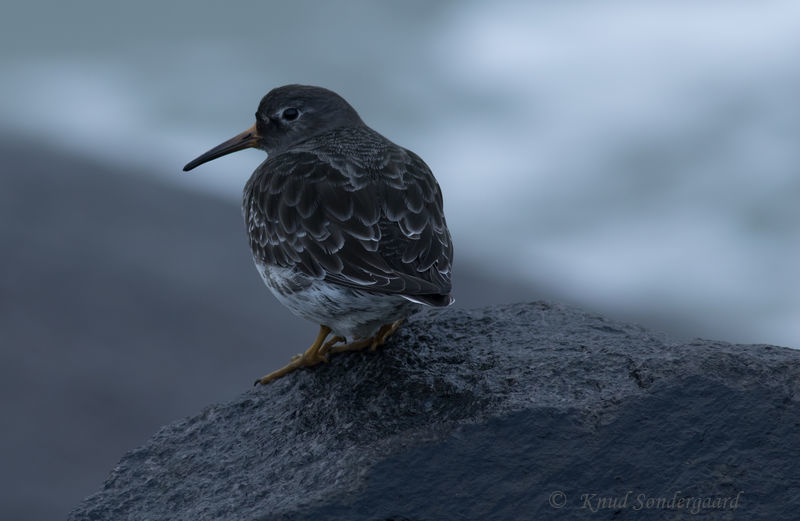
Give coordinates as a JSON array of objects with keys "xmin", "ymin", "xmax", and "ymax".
[{"xmin": 68, "ymin": 302, "xmax": 800, "ymax": 520}]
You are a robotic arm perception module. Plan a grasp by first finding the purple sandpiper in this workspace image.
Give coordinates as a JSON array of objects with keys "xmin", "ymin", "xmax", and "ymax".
[{"xmin": 183, "ymin": 85, "xmax": 453, "ymax": 384}]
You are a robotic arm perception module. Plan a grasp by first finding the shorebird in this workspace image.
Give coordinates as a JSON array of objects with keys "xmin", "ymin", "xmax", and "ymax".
[{"xmin": 183, "ymin": 85, "xmax": 453, "ymax": 384}]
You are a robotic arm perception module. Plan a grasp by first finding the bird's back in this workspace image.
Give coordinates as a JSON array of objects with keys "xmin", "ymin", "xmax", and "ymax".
[{"xmin": 243, "ymin": 125, "xmax": 453, "ymax": 304}]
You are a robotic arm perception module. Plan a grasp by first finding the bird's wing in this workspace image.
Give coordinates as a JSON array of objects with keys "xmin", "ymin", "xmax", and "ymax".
[{"xmin": 244, "ymin": 150, "xmax": 453, "ymax": 299}]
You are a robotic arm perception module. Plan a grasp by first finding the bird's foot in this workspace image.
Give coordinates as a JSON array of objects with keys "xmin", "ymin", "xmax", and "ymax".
[
  {"xmin": 254, "ymin": 319, "xmax": 405, "ymax": 384},
  {"xmin": 255, "ymin": 325, "xmax": 333, "ymax": 385}
]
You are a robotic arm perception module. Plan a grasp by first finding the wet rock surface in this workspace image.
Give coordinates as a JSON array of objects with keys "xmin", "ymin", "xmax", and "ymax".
[{"xmin": 69, "ymin": 302, "xmax": 800, "ymax": 520}]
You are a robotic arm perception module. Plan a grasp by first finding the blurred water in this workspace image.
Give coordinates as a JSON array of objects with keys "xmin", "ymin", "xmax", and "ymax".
[{"xmin": 2, "ymin": 0, "xmax": 799, "ymax": 347}]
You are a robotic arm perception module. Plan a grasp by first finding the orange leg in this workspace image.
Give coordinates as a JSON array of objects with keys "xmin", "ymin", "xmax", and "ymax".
[
  {"xmin": 254, "ymin": 325, "xmax": 332, "ymax": 385},
  {"xmin": 254, "ymin": 318, "xmax": 405, "ymax": 385}
]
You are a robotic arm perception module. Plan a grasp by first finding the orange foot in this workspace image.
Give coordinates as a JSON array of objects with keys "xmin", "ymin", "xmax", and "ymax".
[
  {"xmin": 255, "ymin": 325, "xmax": 334, "ymax": 385},
  {"xmin": 254, "ymin": 318, "xmax": 405, "ymax": 385}
]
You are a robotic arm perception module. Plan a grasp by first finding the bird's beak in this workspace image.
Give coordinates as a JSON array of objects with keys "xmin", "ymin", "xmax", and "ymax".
[{"xmin": 183, "ymin": 124, "xmax": 260, "ymax": 172}]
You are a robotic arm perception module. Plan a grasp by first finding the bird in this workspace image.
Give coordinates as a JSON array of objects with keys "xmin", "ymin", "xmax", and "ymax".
[{"xmin": 183, "ymin": 85, "xmax": 453, "ymax": 384}]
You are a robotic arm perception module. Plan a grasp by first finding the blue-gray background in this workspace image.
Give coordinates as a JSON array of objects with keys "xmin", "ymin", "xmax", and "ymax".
[{"xmin": 2, "ymin": 1, "xmax": 798, "ymax": 519}]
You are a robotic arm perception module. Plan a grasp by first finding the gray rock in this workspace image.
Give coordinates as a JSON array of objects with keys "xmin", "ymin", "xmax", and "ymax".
[
  {"xmin": 0, "ymin": 139, "xmax": 540, "ymax": 520},
  {"xmin": 68, "ymin": 302, "xmax": 800, "ymax": 520}
]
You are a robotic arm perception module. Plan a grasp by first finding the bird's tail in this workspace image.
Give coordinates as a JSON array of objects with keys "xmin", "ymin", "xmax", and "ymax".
[{"xmin": 402, "ymin": 294, "xmax": 454, "ymax": 307}]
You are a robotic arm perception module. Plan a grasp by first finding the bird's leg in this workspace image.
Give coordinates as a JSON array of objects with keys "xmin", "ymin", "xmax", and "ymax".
[
  {"xmin": 254, "ymin": 325, "xmax": 332, "ymax": 385},
  {"xmin": 370, "ymin": 318, "xmax": 404, "ymax": 351},
  {"xmin": 317, "ymin": 334, "xmax": 347, "ymax": 359},
  {"xmin": 326, "ymin": 337, "xmax": 373, "ymax": 354},
  {"xmin": 328, "ymin": 318, "xmax": 405, "ymax": 355},
  {"xmin": 288, "ymin": 326, "xmax": 335, "ymax": 363}
]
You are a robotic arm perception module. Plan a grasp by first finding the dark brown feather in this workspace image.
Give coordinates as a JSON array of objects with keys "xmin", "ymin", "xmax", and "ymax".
[{"xmin": 243, "ymin": 127, "xmax": 453, "ymax": 302}]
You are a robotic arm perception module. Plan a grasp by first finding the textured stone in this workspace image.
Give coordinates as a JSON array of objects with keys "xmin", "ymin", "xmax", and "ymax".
[{"xmin": 69, "ymin": 302, "xmax": 800, "ymax": 520}]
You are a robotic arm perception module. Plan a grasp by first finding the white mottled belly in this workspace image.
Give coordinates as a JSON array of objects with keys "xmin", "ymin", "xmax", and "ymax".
[{"xmin": 254, "ymin": 261, "xmax": 419, "ymax": 339}]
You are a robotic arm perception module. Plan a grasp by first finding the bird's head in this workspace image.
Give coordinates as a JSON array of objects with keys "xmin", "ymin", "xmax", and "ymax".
[{"xmin": 183, "ymin": 84, "xmax": 363, "ymax": 171}]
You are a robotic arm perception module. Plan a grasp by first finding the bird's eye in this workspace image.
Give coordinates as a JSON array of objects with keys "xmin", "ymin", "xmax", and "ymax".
[{"xmin": 281, "ymin": 108, "xmax": 299, "ymax": 121}]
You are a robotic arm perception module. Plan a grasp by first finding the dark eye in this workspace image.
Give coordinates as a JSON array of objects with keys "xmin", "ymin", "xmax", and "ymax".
[{"xmin": 281, "ymin": 107, "xmax": 299, "ymax": 121}]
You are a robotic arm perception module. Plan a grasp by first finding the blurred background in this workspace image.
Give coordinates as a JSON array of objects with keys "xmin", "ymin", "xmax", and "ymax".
[{"xmin": 2, "ymin": 0, "xmax": 799, "ymax": 518}]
